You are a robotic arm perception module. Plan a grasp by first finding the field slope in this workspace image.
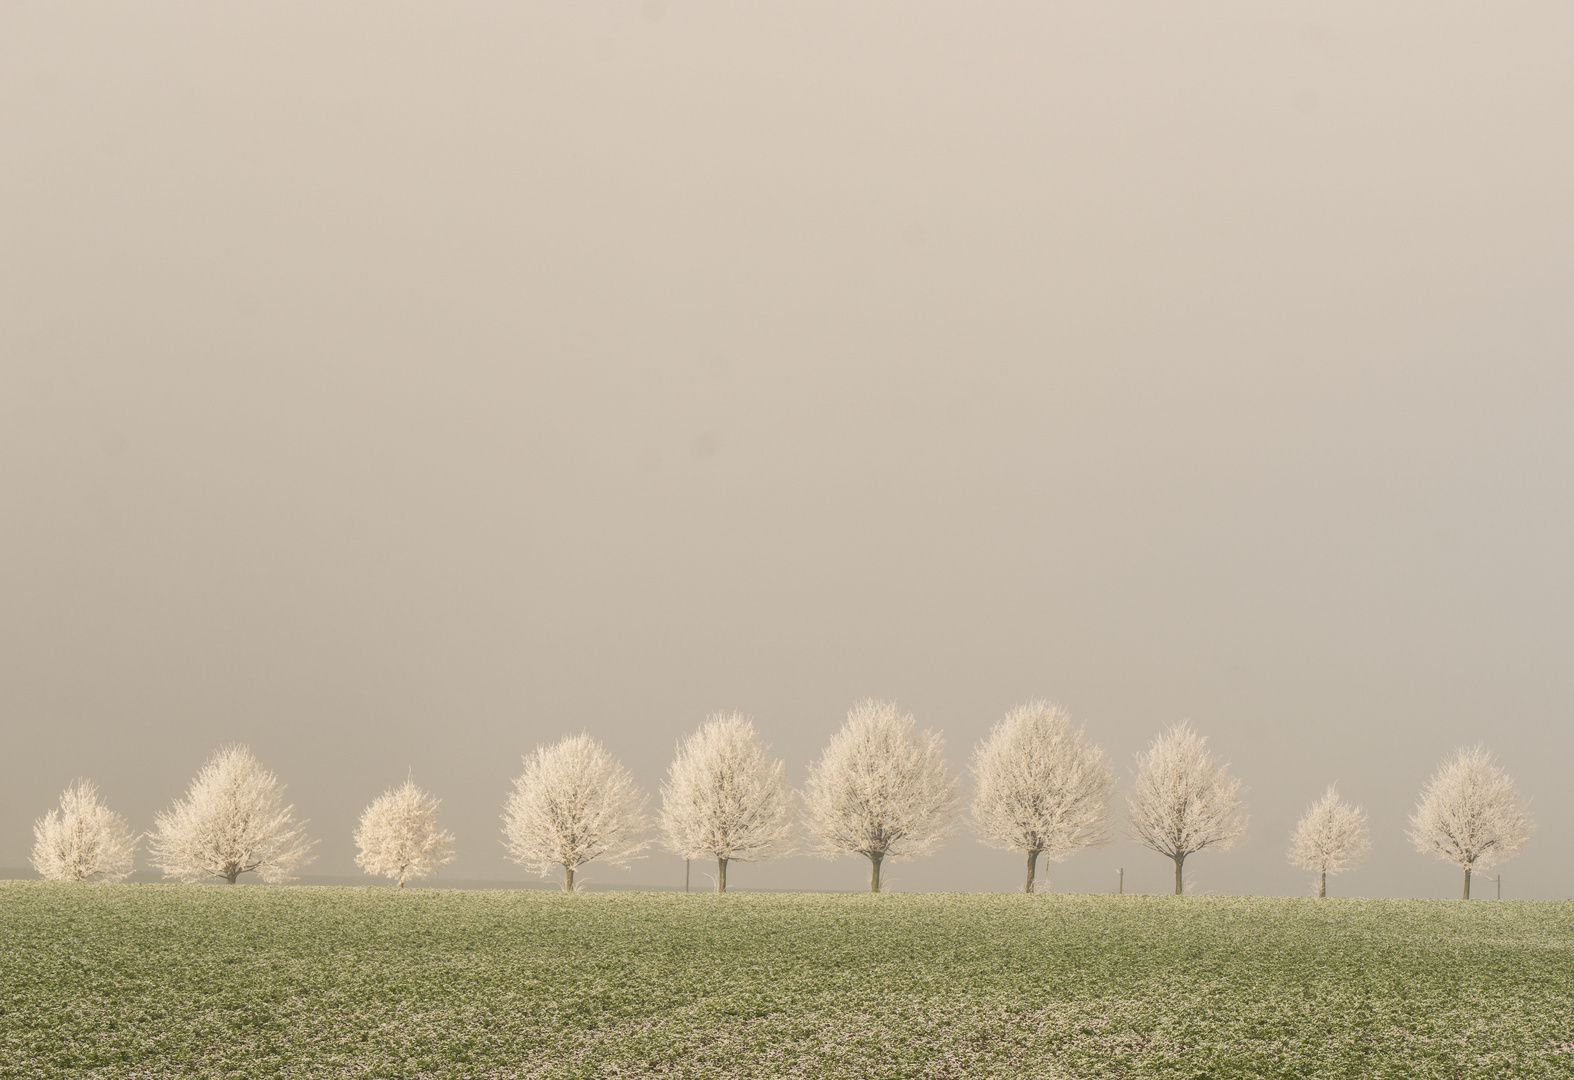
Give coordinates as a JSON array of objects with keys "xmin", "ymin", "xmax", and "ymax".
[{"xmin": 2, "ymin": 882, "xmax": 1571, "ymax": 1078}]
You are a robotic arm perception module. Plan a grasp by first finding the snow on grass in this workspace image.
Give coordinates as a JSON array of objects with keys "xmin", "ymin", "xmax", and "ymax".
[{"xmin": 2, "ymin": 883, "xmax": 1572, "ymax": 1078}]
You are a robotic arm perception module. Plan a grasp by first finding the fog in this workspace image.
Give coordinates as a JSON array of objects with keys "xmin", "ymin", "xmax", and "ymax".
[{"xmin": 3, "ymin": 2, "xmax": 1571, "ymax": 898}]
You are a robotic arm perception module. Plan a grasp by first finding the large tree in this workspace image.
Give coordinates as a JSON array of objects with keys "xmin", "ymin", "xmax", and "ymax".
[
  {"xmin": 31, "ymin": 779, "xmax": 138, "ymax": 883},
  {"xmin": 803, "ymin": 699, "xmax": 958, "ymax": 893},
  {"xmin": 970, "ymin": 701, "xmax": 1114, "ymax": 893},
  {"xmin": 148, "ymin": 745, "xmax": 315, "ymax": 884},
  {"xmin": 354, "ymin": 775, "xmax": 456, "ymax": 887},
  {"xmin": 1125, "ymin": 723, "xmax": 1247, "ymax": 895},
  {"xmin": 501, "ymin": 733, "xmax": 648, "ymax": 891},
  {"xmin": 1288, "ymin": 785, "xmax": 1369, "ymax": 897},
  {"xmin": 1408, "ymin": 744, "xmax": 1533, "ymax": 899},
  {"xmin": 659, "ymin": 713, "xmax": 794, "ymax": 893}
]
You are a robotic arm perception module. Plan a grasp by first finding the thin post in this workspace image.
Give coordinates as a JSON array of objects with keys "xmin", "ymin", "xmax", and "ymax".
[{"xmin": 1118, "ymin": 868, "xmax": 1123, "ymax": 895}]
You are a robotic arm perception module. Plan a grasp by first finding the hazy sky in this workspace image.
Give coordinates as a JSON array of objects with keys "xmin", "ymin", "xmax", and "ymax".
[{"xmin": 3, "ymin": 2, "xmax": 1572, "ymax": 898}]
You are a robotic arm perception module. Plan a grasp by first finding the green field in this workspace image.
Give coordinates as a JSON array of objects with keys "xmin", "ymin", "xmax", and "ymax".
[{"xmin": 2, "ymin": 882, "xmax": 1572, "ymax": 1078}]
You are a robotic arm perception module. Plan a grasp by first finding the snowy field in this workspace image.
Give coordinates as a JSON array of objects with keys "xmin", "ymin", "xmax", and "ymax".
[{"xmin": 3, "ymin": 883, "xmax": 1571, "ymax": 1079}]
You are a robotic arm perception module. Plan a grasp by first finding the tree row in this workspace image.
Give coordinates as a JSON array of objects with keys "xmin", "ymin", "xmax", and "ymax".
[{"xmin": 31, "ymin": 700, "xmax": 1533, "ymax": 899}]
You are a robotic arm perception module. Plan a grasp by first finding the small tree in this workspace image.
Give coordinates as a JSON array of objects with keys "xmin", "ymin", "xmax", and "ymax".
[
  {"xmin": 1288, "ymin": 785, "xmax": 1369, "ymax": 897},
  {"xmin": 148, "ymin": 745, "xmax": 315, "ymax": 884},
  {"xmin": 803, "ymin": 699, "xmax": 958, "ymax": 893},
  {"xmin": 1408, "ymin": 744, "xmax": 1533, "ymax": 899},
  {"xmin": 659, "ymin": 713, "xmax": 795, "ymax": 893},
  {"xmin": 501, "ymin": 733, "xmax": 648, "ymax": 891},
  {"xmin": 1125, "ymin": 723, "xmax": 1247, "ymax": 895},
  {"xmin": 354, "ymin": 775, "xmax": 456, "ymax": 888},
  {"xmin": 970, "ymin": 701, "xmax": 1114, "ymax": 893},
  {"xmin": 31, "ymin": 779, "xmax": 138, "ymax": 883}
]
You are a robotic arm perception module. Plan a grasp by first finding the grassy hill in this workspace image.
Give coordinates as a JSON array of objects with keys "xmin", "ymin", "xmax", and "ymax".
[{"xmin": 2, "ymin": 882, "xmax": 1571, "ymax": 1078}]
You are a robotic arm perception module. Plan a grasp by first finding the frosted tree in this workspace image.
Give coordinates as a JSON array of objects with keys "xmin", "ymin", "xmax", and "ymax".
[
  {"xmin": 354, "ymin": 775, "xmax": 456, "ymax": 887},
  {"xmin": 659, "ymin": 712, "xmax": 795, "ymax": 893},
  {"xmin": 30, "ymin": 779, "xmax": 138, "ymax": 883},
  {"xmin": 148, "ymin": 745, "xmax": 315, "ymax": 884},
  {"xmin": 1288, "ymin": 785, "xmax": 1370, "ymax": 897},
  {"xmin": 970, "ymin": 700, "xmax": 1114, "ymax": 893},
  {"xmin": 1125, "ymin": 723, "xmax": 1247, "ymax": 895},
  {"xmin": 501, "ymin": 733, "xmax": 649, "ymax": 891},
  {"xmin": 1408, "ymin": 744, "xmax": 1533, "ymax": 899},
  {"xmin": 803, "ymin": 699, "xmax": 958, "ymax": 893}
]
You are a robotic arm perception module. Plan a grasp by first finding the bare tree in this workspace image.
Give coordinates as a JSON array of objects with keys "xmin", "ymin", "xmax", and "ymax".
[
  {"xmin": 148, "ymin": 745, "xmax": 315, "ymax": 884},
  {"xmin": 803, "ymin": 699, "xmax": 958, "ymax": 893},
  {"xmin": 354, "ymin": 775, "xmax": 456, "ymax": 887},
  {"xmin": 1408, "ymin": 744, "xmax": 1533, "ymax": 899},
  {"xmin": 659, "ymin": 712, "xmax": 794, "ymax": 893},
  {"xmin": 1125, "ymin": 723, "xmax": 1247, "ymax": 895},
  {"xmin": 501, "ymin": 733, "xmax": 648, "ymax": 891},
  {"xmin": 970, "ymin": 701, "xmax": 1114, "ymax": 893},
  {"xmin": 31, "ymin": 779, "xmax": 138, "ymax": 883},
  {"xmin": 1288, "ymin": 785, "xmax": 1369, "ymax": 897}
]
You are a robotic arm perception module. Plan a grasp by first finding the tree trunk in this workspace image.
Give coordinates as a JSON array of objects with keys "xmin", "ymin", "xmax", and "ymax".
[
  {"xmin": 563, "ymin": 864, "xmax": 575, "ymax": 893},
  {"xmin": 1024, "ymin": 850, "xmax": 1040, "ymax": 894},
  {"xmin": 1173, "ymin": 854, "xmax": 1185, "ymax": 895},
  {"xmin": 225, "ymin": 866, "xmax": 239, "ymax": 885},
  {"xmin": 717, "ymin": 857, "xmax": 728, "ymax": 894},
  {"xmin": 1463, "ymin": 866, "xmax": 1471, "ymax": 900},
  {"xmin": 1318, "ymin": 869, "xmax": 1326, "ymax": 898},
  {"xmin": 869, "ymin": 853, "xmax": 883, "ymax": 893}
]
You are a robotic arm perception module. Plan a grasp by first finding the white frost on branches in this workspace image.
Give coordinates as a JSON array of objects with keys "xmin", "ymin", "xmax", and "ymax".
[
  {"xmin": 1288, "ymin": 785, "xmax": 1370, "ymax": 897},
  {"xmin": 1125, "ymin": 723, "xmax": 1247, "ymax": 895},
  {"xmin": 148, "ymin": 745, "xmax": 315, "ymax": 884},
  {"xmin": 970, "ymin": 701, "xmax": 1114, "ymax": 893},
  {"xmin": 354, "ymin": 776, "xmax": 456, "ymax": 887},
  {"xmin": 659, "ymin": 713, "xmax": 795, "ymax": 893},
  {"xmin": 803, "ymin": 699, "xmax": 958, "ymax": 893},
  {"xmin": 30, "ymin": 779, "xmax": 138, "ymax": 883},
  {"xmin": 501, "ymin": 733, "xmax": 649, "ymax": 891},
  {"xmin": 1407, "ymin": 744, "xmax": 1533, "ymax": 899}
]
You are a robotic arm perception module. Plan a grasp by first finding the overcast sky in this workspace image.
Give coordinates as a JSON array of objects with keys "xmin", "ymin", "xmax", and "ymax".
[{"xmin": 3, "ymin": 2, "xmax": 1571, "ymax": 898}]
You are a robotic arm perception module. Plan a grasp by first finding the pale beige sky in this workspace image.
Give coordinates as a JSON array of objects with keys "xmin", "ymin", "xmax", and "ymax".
[{"xmin": 2, "ymin": 2, "xmax": 1571, "ymax": 896}]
